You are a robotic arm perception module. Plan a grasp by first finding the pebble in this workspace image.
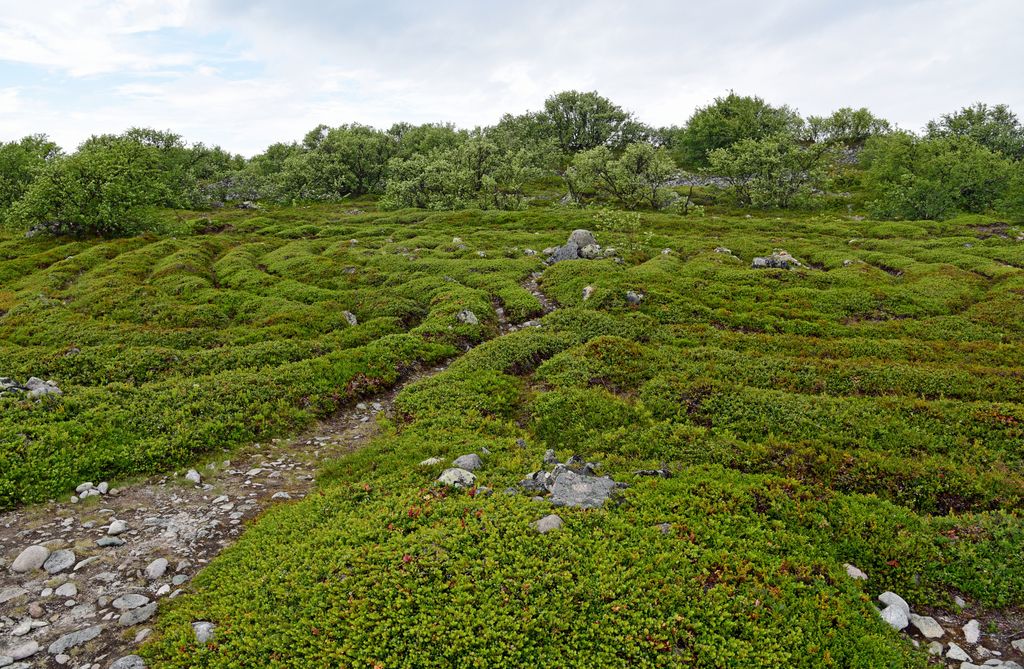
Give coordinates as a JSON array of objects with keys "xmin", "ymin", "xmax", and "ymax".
[
  {"xmin": 452, "ymin": 454, "xmax": 482, "ymax": 471},
  {"xmin": 28, "ymin": 603, "xmax": 45, "ymax": 618},
  {"xmin": 192, "ymin": 621, "xmax": 216, "ymax": 643},
  {"xmin": 96, "ymin": 537, "xmax": 125, "ymax": 548},
  {"xmin": 145, "ymin": 558, "xmax": 168, "ymax": 580},
  {"xmin": 0, "ymin": 586, "xmax": 28, "ymax": 604},
  {"xmin": 843, "ymin": 563, "xmax": 867, "ymax": 580},
  {"xmin": 271, "ymin": 491, "xmax": 291, "ymax": 500},
  {"xmin": 43, "ymin": 550, "xmax": 76, "ymax": 574},
  {"xmin": 418, "ymin": 457, "xmax": 445, "ymax": 466},
  {"xmin": 908, "ymin": 613, "xmax": 944, "ymax": 638},
  {"xmin": 118, "ymin": 602, "xmax": 157, "ymax": 627},
  {"xmin": 6, "ymin": 641, "xmax": 39, "ymax": 661},
  {"xmin": 171, "ymin": 575, "xmax": 188, "ymax": 586},
  {"xmin": 964, "ymin": 618, "xmax": 981, "ymax": 644},
  {"xmin": 533, "ymin": 514, "xmax": 564, "ymax": 534},
  {"xmin": 879, "ymin": 605, "xmax": 909, "ymax": 631},
  {"xmin": 47, "ymin": 625, "xmax": 104, "ymax": 655},
  {"xmin": 878, "ymin": 591, "xmax": 910, "ymax": 615},
  {"xmin": 1013, "ymin": 639, "xmax": 1024, "ymax": 653},
  {"xmin": 134, "ymin": 628, "xmax": 152, "ymax": 643},
  {"xmin": 55, "ymin": 583, "xmax": 78, "ymax": 598},
  {"xmin": 107, "ymin": 519, "xmax": 128, "ymax": 535},
  {"xmin": 75, "ymin": 482, "xmax": 94, "ymax": 494},
  {"xmin": 946, "ymin": 642, "xmax": 972, "ymax": 662},
  {"xmin": 155, "ymin": 584, "xmax": 171, "ymax": 596},
  {"xmin": 113, "ymin": 594, "xmax": 151, "ymax": 610},
  {"xmin": 185, "ymin": 470, "xmax": 202, "ymax": 484},
  {"xmin": 437, "ymin": 468, "xmax": 476, "ymax": 488},
  {"xmin": 109, "ymin": 656, "xmax": 145, "ymax": 669},
  {"xmin": 926, "ymin": 641, "xmax": 943, "ymax": 655},
  {"xmin": 10, "ymin": 545, "xmax": 50, "ymax": 572},
  {"xmin": 97, "ymin": 482, "xmax": 109, "ymax": 494}
]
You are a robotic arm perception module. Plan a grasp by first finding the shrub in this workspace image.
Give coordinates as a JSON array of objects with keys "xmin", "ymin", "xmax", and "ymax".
[
  {"xmin": 566, "ymin": 142, "xmax": 677, "ymax": 209},
  {"xmin": 707, "ymin": 134, "xmax": 836, "ymax": 208},
  {"xmin": 677, "ymin": 92, "xmax": 803, "ymax": 167}
]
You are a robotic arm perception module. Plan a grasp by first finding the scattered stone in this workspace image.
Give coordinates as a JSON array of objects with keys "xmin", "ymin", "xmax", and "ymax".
[
  {"xmin": 545, "ymin": 230, "xmax": 605, "ymax": 264},
  {"xmin": 10, "ymin": 545, "xmax": 50, "ymax": 573},
  {"xmin": 625, "ymin": 290, "xmax": 644, "ymax": 305},
  {"xmin": 1011, "ymin": 639, "xmax": 1024, "ymax": 654},
  {"xmin": 25, "ymin": 376, "xmax": 62, "ymax": 398},
  {"xmin": 6, "ymin": 641, "xmax": 39, "ymax": 661},
  {"xmin": 543, "ymin": 449, "xmax": 558, "ymax": 465},
  {"xmin": 47, "ymin": 625, "xmax": 104, "ymax": 655},
  {"xmin": 661, "ymin": 248, "xmax": 672, "ymax": 255},
  {"xmin": 342, "ymin": 311, "xmax": 358, "ymax": 326},
  {"xmin": 271, "ymin": 492, "xmax": 291, "ymax": 500},
  {"xmin": 134, "ymin": 629, "xmax": 152, "ymax": 644},
  {"xmin": 878, "ymin": 591, "xmax": 910, "ymax": 615},
  {"xmin": 0, "ymin": 587, "xmax": 29, "ymax": 604},
  {"xmin": 533, "ymin": 514, "xmax": 564, "ymax": 534},
  {"xmin": 456, "ymin": 310, "xmax": 479, "ymax": 325},
  {"xmin": 908, "ymin": 613, "xmax": 944, "ymax": 638},
  {"xmin": 926, "ymin": 641, "xmax": 943, "ymax": 655},
  {"xmin": 145, "ymin": 558, "xmax": 168, "ymax": 581},
  {"xmin": 113, "ymin": 594, "xmax": 151, "ymax": 611},
  {"xmin": 184, "ymin": 469, "xmax": 202, "ymax": 484},
  {"xmin": 55, "ymin": 583, "xmax": 78, "ymax": 598},
  {"xmin": 418, "ymin": 457, "xmax": 445, "ymax": 466},
  {"xmin": 582, "ymin": 285, "xmax": 595, "ymax": 301},
  {"xmin": 452, "ymin": 454, "xmax": 482, "ymax": 471},
  {"xmin": 96, "ymin": 537, "xmax": 125, "ymax": 548},
  {"xmin": 519, "ymin": 471, "xmax": 553, "ymax": 494},
  {"xmin": 963, "ymin": 619, "xmax": 981, "ymax": 644},
  {"xmin": 119, "ymin": 602, "xmax": 157, "ymax": 627},
  {"xmin": 945, "ymin": 642, "xmax": 972, "ymax": 662},
  {"xmin": 879, "ymin": 605, "xmax": 909, "ymax": 631},
  {"xmin": 192, "ymin": 622, "xmax": 216, "ymax": 644},
  {"xmin": 954, "ymin": 595, "xmax": 968, "ymax": 608},
  {"xmin": 107, "ymin": 519, "xmax": 128, "ymax": 535},
  {"xmin": 97, "ymin": 482, "xmax": 109, "ymax": 494},
  {"xmin": 75, "ymin": 482, "xmax": 95, "ymax": 494},
  {"xmin": 549, "ymin": 470, "xmax": 617, "ymax": 509},
  {"xmin": 579, "ymin": 244, "xmax": 603, "ymax": 260},
  {"xmin": 714, "ymin": 246, "xmax": 732, "ymax": 254},
  {"xmin": 171, "ymin": 575, "xmax": 188, "ymax": 586},
  {"xmin": 843, "ymin": 563, "xmax": 867, "ymax": 580},
  {"xmin": 28, "ymin": 603, "xmax": 44, "ymax": 618},
  {"xmin": 110, "ymin": 656, "xmax": 145, "ymax": 669},
  {"xmin": 752, "ymin": 250, "xmax": 802, "ymax": 270},
  {"xmin": 437, "ymin": 468, "xmax": 476, "ymax": 488}
]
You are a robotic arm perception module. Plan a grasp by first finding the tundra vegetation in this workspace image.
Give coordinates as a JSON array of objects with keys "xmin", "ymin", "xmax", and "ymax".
[{"xmin": 1, "ymin": 91, "xmax": 1023, "ymax": 667}]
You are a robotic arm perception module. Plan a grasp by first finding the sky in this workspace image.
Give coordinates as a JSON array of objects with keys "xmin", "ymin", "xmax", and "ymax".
[{"xmin": 1, "ymin": 0, "xmax": 1022, "ymax": 156}]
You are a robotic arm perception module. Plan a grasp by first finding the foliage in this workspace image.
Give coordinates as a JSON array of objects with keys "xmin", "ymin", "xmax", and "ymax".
[
  {"xmin": 276, "ymin": 124, "xmax": 398, "ymax": 200},
  {"xmin": 0, "ymin": 134, "xmax": 62, "ymax": 220},
  {"xmin": 707, "ymin": 133, "xmax": 837, "ymax": 208},
  {"xmin": 926, "ymin": 102, "xmax": 1024, "ymax": 160},
  {"xmin": 861, "ymin": 132, "xmax": 1014, "ymax": 220},
  {"xmin": 537, "ymin": 90, "xmax": 649, "ymax": 162},
  {"xmin": 804, "ymin": 107, "xmax": 892, "ymax": 147},
  {"xmin": 677, "ymin": 92, "xmax": 804, "ymax": 167},
  {"xmin": 566, "ymin": 142, "xmax": 677, "ymax": 209}
]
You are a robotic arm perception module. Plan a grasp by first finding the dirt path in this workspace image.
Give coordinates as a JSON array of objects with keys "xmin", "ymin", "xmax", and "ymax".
[{"xmin": 0, "ymin": 274, "xmax": 559, "ymax": 668}]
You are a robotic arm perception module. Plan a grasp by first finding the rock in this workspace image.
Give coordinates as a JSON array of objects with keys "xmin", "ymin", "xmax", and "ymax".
[
  {"xmin": 0, "ymin": 656, "xmax": 10, "ymax": 668},
  {"xmin": 519, "ymin": 471, "xmax": 553, "ymax": 494},
  {"xmin": 452, "ymin": 454, "xmax": 482, "ymax": 471},
  {"xmin": 28, "ymin": 603, "xmax": 44, "ymax": 618},
  {"xmin": 145, "ymin": 558, "xmax": 168, "ymax": 581},
  {"xmin": 568, "ymin": 229, "xmax": 597, "ymax": 247},
  {"xmin": 954, "ymin": 595, "xmax": 967, "ymax": 608},
  {"xmin": 119, "ymin": 602, "xmax": 157, "ymax": 626},
  {"xmin": 546, "ymin": 241, "xmax": 580, "ymax": 264},
  {"xmin": 714, "ymin": 246, "xmax": 732, "ymax": 254},
  {"xmin": 909, "ymin": 613, "xmax": 944, "ymax": 638},
  {"xmin": 75, "ymin": 482, "xmax": 94, "ymax": 494},
  {"xmin": 184, "ymin": 469, "xmax": 202, "ymax": 484},
  {"xmin": 945, "ymin": 642, "xmax": 972, "ymax": 662},
  {"xmin": 549, "ymin": 470, "xmax": 617, "ymax": 509},
  {"xmin": 926, "ymin": 641, "xmax": 943, "ymax": 655},
  {"xmin": 579, "ymin": 244, "xmax": 603, "ymax": 260},
  {"xmin": 843, "ymin": 563, "xmax": 867, "ymax": 580},
  {"xmin": 0, "ymin": 587, "xmax": 29, "ymax": 604},
  {"xmin": 625, "ymin": 290, "xmax": 644, "ymax": 305},
  {"xmin": 108, "ymin": 519, "xmax": 128, "ymax": 535},
  {"xmin": 271, "ymin": 492, "xmax": 291, "ymax": 500},
  {"xmin": 97, "ymin": 482, "xmax": 109, "ymax": 494},
  {"xmin": 543, "ymin": 449, "xmax": 558, "ymax": 465},
  {"xmin": 96, "ymin": 537, "xmax": 125, "ymax": 548},
  {"xmin": 963, "ymin": 619, "xmax": 981, "ymax": 644},
  {"xmin": 1011, "ymin": 639, "xmax": 1024, "ymax": 654},
  {"xmin": 192, "ymin": 621, "xmax": 216, "ymax": 643},
  {"xmin": 134, "ymin": 628, "xmax": 152, "ymax": 643},
  {"xmin": 752, "ymin": 250, "xmax": 802, "ymax": 270},
  {"xmin": 879, "ymin": 605, "xmax": 909, "ymax": 631},
  {"xmin": 48, "ymin": 625, "xmax": 104, "ymax": 654},
  {"xmin": 237, "ymin": 200, "xmax": 258, "ymax": 210},
  {"xmin": 661, "ymin": 248, "xmax": 672, "ymax": 255},
  {"xmin": 878, "ymin": 591, "xmax": 910, "ymax": 615},
  {"xmin": 11, "ymin": 545, "xmax": 50, "ymax": 572},
  {"xmin": 533, "ymin": 514, "xmax": 564, "ymax": 534},
  {"xmin": 25, "ymin": 377, "xmax": 61, "ymax": 398},
  {"xmin": 437, "ymin": 468, "xmax": 476, "ymax": 488},
  {"xmin": 113, "ymin": 594, "xmax": 151, "ymax": 610},
  {"xmin": 55, "ymin": 583, "xmax": 78, "ymax": 598},
  {"xmin": 55, "ymin": 654, "xmax": 70, "ymax": 665},
  {"xmin": 110, "ymin": 656, "xmax": 145, "ymax": 669},
  {"xmin": 456, "ymin": 309, "xmax": 479, "ymax": 325},
  {"xmin": 523, "ymin": 248, "xmax": 536, "ymax": 256},
  {"xmin": 172, "ymin": 575, "xmax": 189, "ymax": 586},
  {"xmin": 342, "ymin": 311, "xmax": 358, "ymax": 326},
  {"xmin": 6, "ymin": 640, "xmax": 39, "ymax": 661},
  {"xmin": 418, "ymin": 457, "xmax": 445, "ymax": 466},
  {"xmin": 582, "ymin": 285, "xmax": 595, "ymax": 301}
]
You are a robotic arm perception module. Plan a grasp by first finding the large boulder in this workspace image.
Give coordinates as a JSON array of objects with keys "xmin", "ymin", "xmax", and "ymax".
[
  {"xmin": 549, "ymin": 470, "xmax": 617, "ymax": 509},
  {"xmin": 545, "ymin": 230, "xmax": 608, "ymax": 264}
]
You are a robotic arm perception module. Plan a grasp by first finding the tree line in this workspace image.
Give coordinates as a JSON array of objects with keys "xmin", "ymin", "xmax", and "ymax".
[{"xmin": 1, "ymin": 91, "xmax": 1022, "ymax": 236}]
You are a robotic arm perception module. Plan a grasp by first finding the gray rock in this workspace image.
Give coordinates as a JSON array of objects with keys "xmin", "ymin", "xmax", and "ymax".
[
  {"xmin": 145, "ymin": 558, "xmax": 168, "ymax": 581},
  {"xmin": 271, "ymin": 491, "xmax": 291, "ymax": 500},
  {"xmin": 582, "ymin": 285, "xmax": 595, "ymax": 301},
  {"xmin": 25, "ymin": 377, "xmax": 61, "ymax": 398},
  {"xmin": 926, "ymin": 641, "xmax": 943, "ymax": 655},
  {"xmin": 549, "ymin": 470, "xmax": 617, "ymax": 509},
  {"xmin": 963, "ymin": 619, "xmax": 981, "ymax": 644},
  {"xmin": 945, "ymin": 642, "xmax": 972, "ymax": 662},
  {"xmin": 75, "ymin": 482, "xmax": 94, "ymax": 494},
  {"xmin": 878, "ymin": 591, "xmax": 910, "ymax": 615},
  {"xmin": 519, "ymin": 471, "xmax": 553, "ymax": 494},
  {"xmin": 418, "ymin": 457, "xmax": 445, "ymax": 466},
  {"xmin": 533, "ymin": 514, "xmax": 564, "ymax": 534},
  {"xmin": 342, "ymin": 311, "xmax": 358, "ymax": 326},
  {"xmin": 184, "ymin": 469, "xmax": 202, "ymax": 484},
  {"xmin": 438, "ymin": 468, "xmax": 476, "ymax": 488},
  {"xmin": 6, "ymin": 640, "xmax": 39, "ymax": 661},
  {"xmin": 625, "ymin": 290, "xmax": 644, "ymax": 305},
  {"xmin": 119, "ymin": 602, "xmax": 157, "ymax": 626},
  {"xmin": 172, "ymin": 574, "xmax": 189, "ymax": 586},
  {"xmin": 107, "ymin": 519, "xmax": 128, "ymax": 536},
  {"xmin": 192, "ymin": 621, "xmax": 216, "ymax": 643},
  {"xmin": 96, "ymin": 537, "xmax": 125, "ymax": 548},
  {"xmin": 843, "ymin": 563, "xmax": 867, "ymax": 580},
  {"xmin": 97, "ymin": 482, "xmax": 109, "ymax": 494},
  {"xmin": 546, "ymin": 240, "xmax": 580, "ymax": 264},
  {"xmin": 55, "ymin": 582, "xmax": 78, "ymax": 598},
  {"xmin": 714, "ymin": 246, "xmax": 732, "ymax": 255},
  {"xmin": 47, "ymin": 625, "xmax": 104, "ymax": 654},
  {"xmin": 543, "ymin": 449, "xmax": 558, "ymax": 465},
  {"xmin": 11, "ymin": 545, "xmax": 49, "ymax": 572},
  {"xmin": 568, "ymin": 230, "xmax": 597, "ymax": 248},
  {"xmin": 110, "ymin": 656, "xmax": 145, "ymax": 669},
  {"xmin": 579, "ymin": 244, "xmax": 603, "ymax": 260},
  {"xmin": 1011, "ymin": 639, "xmax": 1024, "ymax": 654},
  {"xmin": 0, "ymin": 656, "xmax": 10, "ymax": 667},
  {"xmin": 452, "ymin": 454, "xmax": 482, "ymax": 471},
  {"xmin": 456, "ymin": 309, "xmax": 479, "ymax": 325},
  {"xmin": 0, "ymin": 587, "xmax": 29, "ymax": 604},
  {"xmin": 909, "ymin": 613, "xmax": 944, "ymax": 638},
  {"xmin": 113, "ymin": 594, "xmax": 150, "ymax": 610},
  {"xmin": 879, "ymin": 604, "xmax": 909, "ymax": 631},
  {"xmin": 751, "ymin": 250, "xmax": 802, "ymax": 270}
]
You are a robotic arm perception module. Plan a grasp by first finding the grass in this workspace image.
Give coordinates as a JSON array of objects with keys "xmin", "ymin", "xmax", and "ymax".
[{"xmin": 2, "ymin": 203, "xmax": 1023, "ymax": 666}]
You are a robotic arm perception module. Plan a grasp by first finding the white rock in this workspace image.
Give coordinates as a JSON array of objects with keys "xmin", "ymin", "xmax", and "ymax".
[
  {"xmin": 1012, "ymin": 639, "xmax": 1024, "ymax": 653},
  {"xmin": 192, "ymin": 621, "xmax": 216, "ymax": 643},
  {"xmin": 112, "ymin": 594, "xmax": 150, "ymax": 610},
  {"xmin": 909, "ymin": 613, "xmax": 944, "ymax": 638},
  {"xmin": 843, "ymin": 563, "xmax": 867, "ymax": 580},
  {"xmin": 97, "ymin": 482, "xmax": 109, "ymax": 494},
  {"xmin": 533, "ymin": 514, "xmax": 564, "ymax": 534},
  {"xmin": 0, "ymin": 656, "xmax": 11, "ymax": 667},
  {"xmin": 107, "ymin": 519, "xmax": 128, "ymax": 536},
  {"xmin": 155, "ymin": 584, "xmax": 170, "ymax": 596},
  {"xmin": 926, "ymin": 641, "xmax": 943, "ymax": 655},
  {"xmin": 271, "ymin": 491, "xmax": 291, "ymax": 500},
  {"xmin": 946, "ymin": 642, "xmax": 972, "ymax": 662},
  {"xmin": 75, "ymin": 482, "xmax": 94, "ymax": 494},
  {"xmin": 954, "ymin": 595, "xmax": 967, "ymax": 608},
  {"xmin": 963, "ymin": 619, "xmax": 981, "ymax": 644},
  {"xmin": 184, "ymin": 469, "xmax": 202, "ymax": 484},
  {"xmin": 55, "ymin": 583, "xmax": 78, "ymax": 598},
  {"xmin": 419, "ymin": 457, "xmax": 445, "ymax": 466},
  {"xmin": 437, "ymin": 468, "xmax": 476, "ymax": 488},
  {"xmin": 879, "ymin": 605, "xmax": 909, "ymax": 631},
  {"xmin": 452, "ymin": 454, "xmax": 482, "ymax": 471},
  {"xmin": 10, "ymin": 545, "xmax": 50, "ymax": 573},
  {"xmin": 7, "ymin": 640, "xmax": 39, "ymax": 661},
  {"xmin": 145, "ymin": 558, "xmax": 168, "ymax": 580},
  {"xmin": 878, "ymin": 591, "xmax": 910, "ymax": 615}
]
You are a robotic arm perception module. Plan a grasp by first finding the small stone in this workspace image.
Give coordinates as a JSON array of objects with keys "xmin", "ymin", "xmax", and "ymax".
[
  {"xmin": 271, "ymin": 492, "xmax": 291, "ymax": 500},
  {"xmin": 192, "ymin": 621, "xmax": 216, "ymax": 643},
  {"xmin": 184, "ymin": 469, "xmax": 202, "ymax": 484},
  {"xmin": 11, "ymin": 545, "xmax": 50, "ymax": 573},
  {"xmin": 172, "ymin": 575, "xmax": 188, "ymax": 586},
  {"xmin": 96, "ymin": 537, "xmax": 125, "ymax": 548},
  {"xmin": 543, "ymin": 449, "xmax": 558, "ymax": 465},
  {"xmin": 107, "ymin": 519, "xmax": 128, "ymax": 536},
  {"xmin": 211, "ymin": 495, "xmax": 229, "ymax": 505},
  {"xmin": 909, "ymin": 613, "xmax": 944, "ymax": 638},
  {"xmin": 55, "ymin": 654, "xmax": 70, "ymax": 665},
  {"xmin": 843, "ymin": 563, "xmax": 867, "ymax": 580},
  {"xmin": 0, "ymin": 586, "xmax": 29, "ymax": 604},
  {"xmin": 879, "ymin": 605, "xmax": 909, "ymax": 631},
  {"xmin": 878, "ymin": 591, "xmax": 910, "ymax": 615},
  {"xmin": 533, "ymin": 514, "xmax": 564, "ymax": 534},
  {"xmin": 926, "ymin": 641, "xmax": 943, "ymax": 655},
  {"xmin": 1011, "ymin": 639, "xmax": 1024, "ymax": 653},
  {"xmin": 110, "ymin": 656, "xmax": 145, "ymax": 669},
  {"xmin": 145, "ymin": 558, "xmax": 168, "ymax": 581},
  {"xmin": 134, "ymin": 628, "xmax": 152, "ymax": 644},
  {"xmin": 55, "ymin": 583, "xmax": 78, "ymax": 598},
  {"xmin": 113, "ymin": 594, "xmax": 150, "ymax": 610},
  {"xmin": 945, "ymin": 642, "xmax": 972, "ymax": 662},
  {"xmin": 456, "ymin": 309, "xmax": 479, "ymax": 325},
  {"xmin": 43, "ymin": 549, "xmax": 76, "ymax": 574},
  {"xmin": 7, "ymin": 640, "xmax": 39, "ymax": 661},
  {"xmin": 625, "ymin": 290, "xmax": 644, "ymax": 305},
  {"xmin": 119, "ymin": 602, "xmax": 157, "ymax": 626},
  {"xmin": 97, "ymin": 482, "xmax": 109, "ymax": 494},
  {"xmin": 75, "ymin": 482, "xmax": 94, "ymax": 494},
  {"xmin": 155, "ymin": 584, "xmax": 171, "ymax": 596},
  {"xmin": 47, "ymin": 625, "xmax": 104, "ymax": 655},
  {"xmin": 342, "ymin": 311, "xmax": 358, "ymax": 326},
  {"xmin": 963, "ymin": 619, "xmax": 981, "ymax": 644},
  {"xmin": 582, "ymin": 285, "xmax": 595, "ymax": 301},
  {"xmin": 437, "ymin": 467, "xmax": 476, "ymax": 488},
  {"xmin": 452, "ymin": 454, "xmax": 482, "ymax": 471},
  {"xmin": 28, "ymin": 603, "xmax": 45, "ymax": 618},
  {"xmin": 418, "ymin": 457, "xmax": 445, "ymax": 466}
]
